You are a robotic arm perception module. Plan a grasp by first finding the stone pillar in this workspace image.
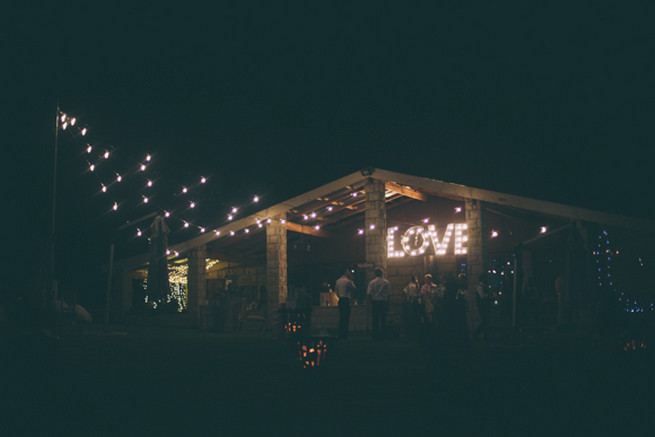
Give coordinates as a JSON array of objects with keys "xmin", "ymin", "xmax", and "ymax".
[
  {"xmin": 187, "ymin": 245, "xmax": 208, "ymax": 323},
  {"xmin": 365, "ymin": 179, "xmax": 387, "ymax": 284},
  {"xmin": 465, "ymin": 199, "xmax": 486, "ymax": 294},
  {"xmin": 266, "ymin": 215, "xmax": 287, "ymax": 329}
]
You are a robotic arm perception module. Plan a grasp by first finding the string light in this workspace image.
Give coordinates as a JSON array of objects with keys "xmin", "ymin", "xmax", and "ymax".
[
  {"xmin": 182, "ymin": 187, "xmax": 188, "ymax": 194},
  {"xmin": 116, "ymin": 174, "xmax": 122, "ymax": 182},
  {"xmin": 200, "ymin": 176, "xmax": 207, "ymax": 184},
  {"xmin": 164, "ymin": 211, "xmax": 170, "ymax": 218},
  {"xmin": 228, "ymin": 214, "xmax": 233, "ymax": 221},
  {"xmin": 455, "ymin": 207, "xmax": 462, "ymax": 213},
  {"xmin": 86, "ymin": 145, "xmax": 92, "ymax": 154},
  {"xmin": 101, "ymin": 184, "xmax": 107, "ymax": 193},
  {"xmin": 140, "ymin": 164, "xmax": 146, "ymax": 172},
  {"xmin": 369, "ymin": 224, "xmax": 376, "ymax": 230},
  {"xmin": 89, "ymin": 164, "xmax": 95, "ymax": 172},
  {"xmin": 70, "ymin": 117, "xmax": 76, "ymax": 126},
  {"xmin": 145, "ymin": 154, "xmax": 151, "ymax": 162},
  {"xmin": 491, "ymin": 230, "xmax": 498, "ymax": 238},
  {"xmin": 143, "ymin": 196, "xmax": 149, "ymax": 204},
  {"xmin": 540, "ymin": 226, "xmax": 548, "ymax": 234},
  {"xmin": 200, "ymin": 227, "xmax": 205, "ymax": 233},
  {"xmin": 103, "ymin": 150, "xmax": 110, "ymax": 159},
  {"xmin": 112, "ymin": 202, "xmax": 118, "ymax": 211},
  {"xmin": 184, "ymin": 221, "xmax": 189, "ymax": 228},
  {"xmin": 137, "ymin": 229, "xmax": 142, "ymax": 237},
  {"xmin": 147, "ymin": 180, "xmax": 153, "ymax": 187},
  {"xmin": 214, "ymin": 230, "xmax": 220, "ymax": 236},
  {"xmin": 230, "ymin": 230, "xmax": 235, "ymax": 236},
  {"xmin": 357, "ymin": 229, "xmax": 364, "ymax": 235},
  {"xmin": 253, "ymin": 195, "xmax": 259, "ymax": 203},
  {"xmin": 81, "ymin": 127, "xmax": 87, "ymax": 136},
  {"xmin": 231, "ymin": 207, "xmax": 238, "ymax": 214},
  {"xmin": 326, "ymin": 206, "xmax": 333, "ymax": 212},
  {"xmin": 189, "ymin": 201, "xmax": 195, "ymax": 209},
  {"xmin": 314, "ymin": 225, "xmax": 320, "ymax": 231}
]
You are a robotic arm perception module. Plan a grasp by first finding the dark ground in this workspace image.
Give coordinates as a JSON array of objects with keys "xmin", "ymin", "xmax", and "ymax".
[{"xmin": 2, "ymin": 324, "xmax": 652, "ymax": 436}]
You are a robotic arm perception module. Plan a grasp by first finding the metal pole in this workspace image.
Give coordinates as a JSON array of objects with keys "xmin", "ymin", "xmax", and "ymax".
[
  {"xmin": 47, "ymin": 103, "xmax": 60, "ymax": 324},
  {"xmin": 512, "ymin": 256, "xmax": 518, "ymax": 329},
  {"xmin": 104, "ymin": 242, "xmax": 115, "ymax": 332}
]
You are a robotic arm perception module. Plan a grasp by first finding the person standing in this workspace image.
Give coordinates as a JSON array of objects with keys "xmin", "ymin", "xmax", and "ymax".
[
  {"xmin": 334, "ymin": 269, "xmax": 356, "ymax": 339},
  {"xmin": 420, "ymin": 274, "xmax": 438, "ymax": 326},
  {"xmin": 403, "ymin": 275, "xmax": 420, "ymax": 336},
  {"xmin": 367, "ymin": 268, "xmax": 390, "ymax": 340}
]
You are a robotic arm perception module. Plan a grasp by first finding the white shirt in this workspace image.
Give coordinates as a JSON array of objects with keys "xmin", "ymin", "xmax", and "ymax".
[
  {"xmin": 334, "ymin": 275, "xmax": 356, "ymax": 299},
  {"xmin": 367, "ymin": 277, "xmax": 390, "ymax": 301}
]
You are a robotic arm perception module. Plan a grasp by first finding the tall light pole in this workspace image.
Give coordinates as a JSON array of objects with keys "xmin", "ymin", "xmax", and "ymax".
[{"xmin": 46, "ymin": 103, "xmax": 60, "ymax": 323}]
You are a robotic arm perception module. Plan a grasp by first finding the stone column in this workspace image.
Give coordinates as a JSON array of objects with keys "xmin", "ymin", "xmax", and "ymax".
[
  {"xmin": 266, "ymin": 215, "xmax": 287, "ymax": 329},
  {"xmin": 365, "ymin": 179, "xmax": 387, "ymax": 284},
  {"xmin": 187, "ymin": 245, "xmax": 208, "ymax": 323},
  {"xmin": 465, "ymin": 199, "xmax": 486, "ymax": 294}
]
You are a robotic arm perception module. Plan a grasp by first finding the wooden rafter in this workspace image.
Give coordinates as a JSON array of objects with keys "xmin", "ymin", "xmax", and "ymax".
[
  {"xmin": 385, "ymin": 181, "xmax": 428, "ymax": 201},
  {"xmin": 285, "ymin": 221, "xmax": 330, "ymax": 237}
]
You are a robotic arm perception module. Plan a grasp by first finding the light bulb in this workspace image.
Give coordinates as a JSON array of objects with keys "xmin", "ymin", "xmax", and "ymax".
[
  {"xmin": 184, "ymin": 222, "xmax": 189, "ymax": 228},
  {"xmin": 101, "ymin": 185, "xmax": 107, "ymax": 193},
  {"xmin": 104, "ymin": 150, "xmax": 109, "ymax": 159},
  {"xmin": 137, "ymin": 229, "xmax": 142, "ymax": 237},
  {"xmin": 113, "ymin": 202, "xmax": 118, "ymax": 211},
  {"xmin": 182, "ymin": 187, "xmax": 188, "ymax": 194},
  {"xmin": 81, "ymin": 127, "xmax": 87, "ymax": 136},
  {"xmin": 70, "ymin": 118, "xmax": 76, "ymax": 126},
  {"xmin": 200, "ymin": 176, "xmax": 206, "ymax": 184},
  {"xmin": 228, "ymin": 214, "xmax": 233, "ymax": 221},
  {"xmin": 147, "ymin": 180, "xmax": 153, "ymax": 187},
  {"xmin": 190, "ymin": 202, "xmax": 195, "ymax": 208},
  {"xmin": 86, "ymin": 145, "xmax": 92, "ymax": 154},
  {"xmin": 164, "ymin": 211, "xmax": 170, "ymax": 218},
  {"xmin": 140, "ymin": 164, "xmax": 146, "ymax": 171},
  {"xmin": 253, "ymin": 195, "xmax": 259, "ymax": 202},
  {"xmin": 200, "ymin": 227, "xmax": 205, "ymax": 233},
  {"xmin": 116, "ymin": 174, "xmax": 122, "ymax": 182},
  {"xmin": 89, "ymin": 164, "xmax": 95, "ymax": 172},
  {"xmin": 214, "ymin": 230, "xmax": 220, "ymax": 236},
  {"xmin": 146, "ymin": 154, "xmax": 151, "ymax": 162},
  {"xmin": 143, "ymin": 196, "xmax": 149, "ymax": 204},
  {"xmin": 231, "ymin": 207, "xmax": 237, "ymax": 214}
]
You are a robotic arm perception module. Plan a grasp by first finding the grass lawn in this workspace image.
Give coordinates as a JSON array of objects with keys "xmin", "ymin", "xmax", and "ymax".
[{"xmin": 2, "ymin": 324, "xmax": 652, "ymax": 436}]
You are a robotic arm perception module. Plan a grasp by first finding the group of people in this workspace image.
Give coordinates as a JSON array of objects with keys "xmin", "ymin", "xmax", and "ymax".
[
  {"xmin": 334, "ymin": 267, "xmax": 390, "ymax": 339},
  {"xmin": 333, "ymin": 267, "xmax": 495, "ymax": 343}
]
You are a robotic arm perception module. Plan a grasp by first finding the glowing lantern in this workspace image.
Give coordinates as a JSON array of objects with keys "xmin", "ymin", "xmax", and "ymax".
[{"xmin": 297, "ymin": 337, "xmax": 330, "ymax": 369}]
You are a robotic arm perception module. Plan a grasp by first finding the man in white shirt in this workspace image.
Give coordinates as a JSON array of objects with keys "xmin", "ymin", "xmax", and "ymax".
[
  {"xmin": 334, "ymin": 269, "xmax": 356, "ymax": 339},
  {"xmin": 367, "ymin": 268, "xmax": 390, "ymax": 339}
]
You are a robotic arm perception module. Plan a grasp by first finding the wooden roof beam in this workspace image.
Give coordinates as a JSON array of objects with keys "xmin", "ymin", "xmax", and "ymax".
[
  {"xmin": 385, "ymin": 181, "xmax": 428, "ymax": 201},
  {"xmin": 285, "ymin": 221, "xmax": 330, "ymax": 238}
]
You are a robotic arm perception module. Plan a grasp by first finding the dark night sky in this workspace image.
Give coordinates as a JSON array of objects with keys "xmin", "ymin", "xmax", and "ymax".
[{"xmin": 3, "ymin": 2, "xmax": 654, "ymax": 299}]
